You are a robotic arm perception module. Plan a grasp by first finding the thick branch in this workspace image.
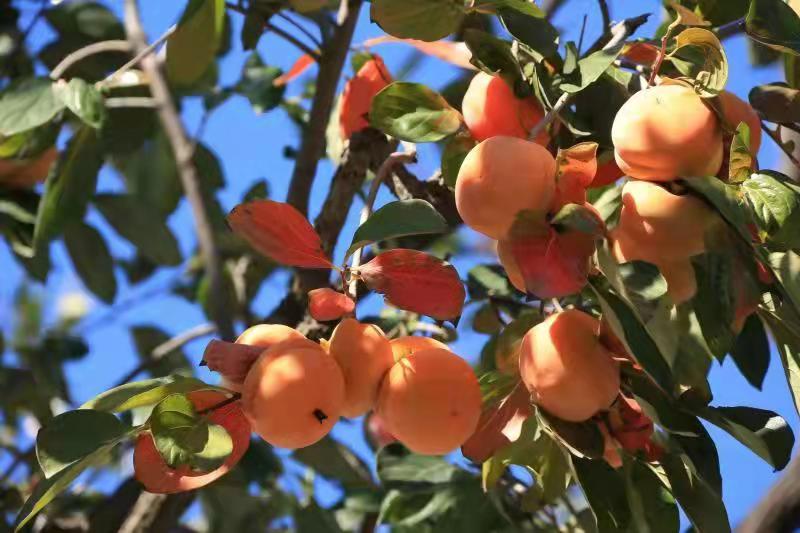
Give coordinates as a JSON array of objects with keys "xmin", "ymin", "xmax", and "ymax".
[
  {"xmin": 124, "ymin": 0, "xmax": 234, "ymax": 343},
  {"xmin": 286, "ymin": 0, "xmax": 363, "ymax": 215},
  {"xmin": 739, "ymin": 454, "xmax": 800, "ymax": 532}
]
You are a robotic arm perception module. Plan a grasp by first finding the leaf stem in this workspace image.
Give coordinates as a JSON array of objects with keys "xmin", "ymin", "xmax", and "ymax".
[{"xmin": 347, "ymin": 147, "xmax": 417, "ymax": 300}]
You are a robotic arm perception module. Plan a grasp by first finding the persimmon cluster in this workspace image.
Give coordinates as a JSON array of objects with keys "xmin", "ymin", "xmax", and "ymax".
[{"xmin": 134, "ymin": 321, "xmax": 481, "ymax": 493}]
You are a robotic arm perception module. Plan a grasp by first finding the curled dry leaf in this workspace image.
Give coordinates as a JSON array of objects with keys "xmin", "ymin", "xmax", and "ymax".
[
  {"xmin": 620, "ymin": 41, "xmax": 661, "ymax": 66},
  {"xmin": 227, "ymin": 200, "xmax": 334, "ymax": 269},
  {"xmin": 550, "ymin": 142, "xmax": 598, "ymax": 213},
  {"xmin": 273, "ymin": 53, "xmax": 317, "ymax": 87},
  {"xmin": 462, "ymin": 384, "xmax": 531, "ymax": 463},
  {"xmin": 362, "ymin": 36, "xmax": 475, "ymax": 70},
  {"xmin": 357, "ymin": 249, "xmax": 465, "ymax": 321},
  {"xmin": 308, "ymin": 288, "xmax": 356, "ymax": 322},
  {"xmin": 203, "ymin": 340, "xmax": 264, "ymax": 385},
  {"xmin": 340, "ymin": 54, "xmax": 393, "ymax": 139}
]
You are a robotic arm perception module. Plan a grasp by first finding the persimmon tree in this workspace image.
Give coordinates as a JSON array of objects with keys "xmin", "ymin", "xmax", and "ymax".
[{"xmin": 2, "ymin": 0, "xmax": 800, "ymax": 531}]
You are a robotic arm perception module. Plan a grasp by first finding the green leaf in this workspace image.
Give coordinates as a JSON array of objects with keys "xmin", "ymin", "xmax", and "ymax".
[
  {"xmin": 761, "ymin": 308, "xmax": 800, "ymax": 417},
  {"xmin": 768, "ymin": 251, "xmax": 800, "ymax": 313},
  {"xmin": 64, "ymin": 221, "xmax": 117, "ymax": 304},
  {"xmin": 36, "ymin": 409, "xmax": 129, "ymax": 478},
  {"xmin": 0, "ymin": 78, "xmax": 65, "ymax": 136},
  {"xmin": 467, "ymin": 264, "xmax": 513, "ymax": 299},
  {"xmin": 94, "ymin": 194, "xmax": 181, "ymax": 266},
  {"xmin": 498, "ymin": 7, "xmax": 559, "ymax": 60},
  {"xmin": 683, "ymin": 176, "xmax": 753, "ymax": 242},
  {"xmin": 15, "ymin": 429, "xmax": 131, "ymax": 531},
  {"xmin": 34, "ymin": 126, "xmax": 103, "ymax": 245},
  {"xmin": 743, "ymin": 172, "xmax": 800, "ymax": 245},
  {"xmin": 494, "ymin": 309, "xmax": 540, "ymax": 373},
  {"xmin": 728, "ymin": 122, "xmax": 754, "ymax": 183},
  {"xmin": 668, "ymin": 27, "xmax": 728, "ymax": 97},
  {"xmin": 572, "ymin": 457, "xmax": 630, "ymax": 532},
  {"xmin": 376, "ymin": 444, "xmax": 459, "ymax": 488},
  {"xmin": 731, "ymin": 314, "xmax": 770, "ymax": 390},
  {"xmin": 551, "ymin": 203, "xmax": 605, "ymax": 235},
  {"xmin": 53, "ymin": 78, "xmax": 106, "ymax": 129},
  {"xmin": 296, "ymin": 499, "xmax": 345, "ymax": 533},
  {"xmin": 150, "ymin": 394, "xmax": 233, "ymax": 471},
  {"xmin": 236, "ymin": 53, "xmax": 286, "ymax": 114},
  {"xmin": 370, "ymin": 82, "xmax": 463, "ymax": 142},
  {"xmin": 292, "ymin": 436, "xmax": 374, "ymax": 490},
  {"xmin": 240, "ymin": 9, "xmax": 265, "ymax": 50},
  {"xmin": 623, "ymin": 459, "xmax": 679, "ymax": 533},
  {"xmin": 369, "ymin": 0, "xmax": 464, "ymax": 42},
  {"xmin": 80, "ymin": 375, "xmax": 213, "ymax": 412},
  {"xmin": 661, "ymin": 451, "xmax": 730, "ymax": 533},
  {"xmin": 749, "ymin": 83, "xmax": 800, "ymax": 124},
  {"xmin": 462, "ymin": 30, "xmax": 521, "ymax": 88},
  {"xmin": 699, "ymin": 406, "xmax": 794, "ymax": 470},
  {"xmin": 441, "ymin": 133, "xmax": 476, "ymax": 189},
  {"xmin": 745, "ymin": 0, "xmax": 800, "ymax": 56},
  {"xmin": 474, "ymin": 0, "xmax": 545, "ymax": 17},
  {"xmin": 347, "ymin": 200, "xmax": 448, "ymax": 258},
  {"xmin": 558, "ymin": 42, "xmax": 625, "ymax": 94},
  {"xmin": 538, "ymin": 411, "xmax": 604, "ymax": 459},
  {"xmin": 690, "ymin": 253, "xmax": 736, "ymax": 359},
  {"xmin": 167, "ymin": 0, "xmax": 226, "ymax": 86}
]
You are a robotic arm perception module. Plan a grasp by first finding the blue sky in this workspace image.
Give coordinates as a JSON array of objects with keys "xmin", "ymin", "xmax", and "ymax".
[{"xmin": 0, "ymin": 0, "xmax": 795, "ymax": 528}]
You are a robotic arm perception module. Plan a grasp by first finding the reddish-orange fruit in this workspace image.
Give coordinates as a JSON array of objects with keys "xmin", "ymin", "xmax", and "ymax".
[
  {"xmin": 591, "ymin": 154, "xmax": 625, "ymax": 188},
  {"xmin": 719, "ymin": 90, "xmax": 762, "ymax": 155},
  {"xmin": 615, "ymin": 180, "xmax": 718, "ymax": 262},
  {"xmin": 377, "ymin": 348, "xmax": 482, "ymax": 455},
  {"xmin": 0, "ymin": 147, "xmax": 57, "ymax": 188},
  {"xmin": 462, "ymin": 72, "xmax": 548, "ymax": 144},
  {"xmin": 608, "ymin": 396, "xmax": 654, "ymax": 452},
  {"xmin": 340, "ymin": 55, "xmax": 392, "ymax": 139},
  {"xmin": 328, "ymin": 318, "xmax": 395, "ymax": 417},
  {"xmin": 364, "ymin": 411, "xmax": 397, "ymax": 449},
  {"xmin": 133, "ymin": 391, "xmax": 251, "ymax": 494},
  {"xmin": 242, "ymin": 341, "xmax": 344, "ymax": 449},
  {"xmin": 497, "ymin": 239, "xmax": 525, "ymax": 293},
  {"xmin": 455, "ymin": 136, "xmax": 556, "ymax": 239},
  {"xmin": 519, "ymin": 310, "xmax": 620, "ymax": 422},
  {"xmin": 612, "ymin": 84, "xmax": 723, "ymax": 181},
  {"xmin": 389, "ymin": 336, "xmax": 449, "ymax": 362}
]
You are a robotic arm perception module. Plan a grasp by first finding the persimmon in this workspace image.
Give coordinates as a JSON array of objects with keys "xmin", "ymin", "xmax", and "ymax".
[
  {"xmin": 133, "ymin": 391, "xmax": 251, "ymax": 494},
  {"xmin": 242, "ymin": 340, "xmax": 344, "ymax": 449},
  {"xmin": 614, "ymin": 180, "xmax": 718, "ymax": 262},
  {"xmin": 497, "ymin": 239, "xmax": 525, "ymax": 293},
  {"xmin": 455, "ymin": 136, "xmax": 556, "ymax": 239},
  {"xmin": 519, "ymin": 310, "xmax": 620, "ymax": 422},
  {"xmin": 461, "ymin": 71, "xmax": 548, "ymax": 144},
  {"xmin": 612, "ymin": 84, "xmax": 723, "ymax": 181},
  {"xmin": 328, "ymin": 318, "xmax": 395, "ymax": 417},
  {"xmin": 0, "ymin": 147, "xmax": 57, "ymax": 188},
  {"xmin": 214, "ymin": 324, "xmax": 307, "ymax": 392},
  {"xmin": 389, "ymin": 335, "xmax": 449, "ymax": 362},
  {"xmin": 591, "ymin": 153, "xmax": 625, "ymax": 188},
  {"xmin": 340, "ymin": 55, "xmax": 392, "ymax": 139},
  {"xmin": 377, "ymin": 348, "xmax": 481, "ymax": 455},
  {"xmin": 719, "ymin": 90, "xmax": 762, "ymax": 155}
]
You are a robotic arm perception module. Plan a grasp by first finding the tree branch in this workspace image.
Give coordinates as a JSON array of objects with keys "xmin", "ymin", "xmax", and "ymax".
[
  {"xmin": 124, "ymin": 0, "xmax": 234, "ymax": 343},
  {"xmin": 49, "ymin": 40, "xmax": 132, "ymax": 80},
  {"xmin": 739, "ymin": 453, "xmax": 800, "ymax": 532},
  {"xmin": 286, "ymin": 0, "xmax": 363, "ymax": 216}
]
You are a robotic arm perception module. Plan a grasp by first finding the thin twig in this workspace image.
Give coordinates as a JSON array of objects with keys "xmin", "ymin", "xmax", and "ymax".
[
  {"xmin": 596, "ymin": 0, "xmax": 611, "ymax": 33},
  {"xmin": 348, "ymin": 147, "xmax": 417, "ymax": 300},
  {"xmin": 648, "ymin": 22, "xmax": 675, "ymax": 87},
  {"xmin": 49, "ymin": 40, "xmax": 132, "ymax": 80},
  {"xmin": 124, "ymin": 0, "xmax": 235, "ymax": 343},
  {"xmin": 104, "ymin": 97, "xmax": 159, "ymax": 108},
  {"xmin": 225, "ymin": 2, "xmax": 321, "ymax": 59},
  {"xmin": 101, "ymin": 25, "xmax": 176, "ymax": 87},
  {"xmin": 277, "ymin": 11, "xmax": 322, "ymax": 48},
  {"xmin": 716, "ymin": 16, "xmax": 745, "ymax": 40},
  {"xmin": 287, "ymin": 0, "xmax": 363, "ymax": 216},
  {"xmin": 764, "ymin": 122, "xmax": 800, "ymax": 171},
  {"xmin": 197, "ymin": 393, "xmax": 242, "ymax": 416}
]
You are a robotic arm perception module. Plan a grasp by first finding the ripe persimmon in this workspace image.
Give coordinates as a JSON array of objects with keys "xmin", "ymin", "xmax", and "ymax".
[
  {"xmin": 719, "ymin": 90, "xmax": 762, "ymax": 155},
  {"xmin": 242, "ymin": 341, "xmax": 344, "ymax": 449},
  {"xmin": 389, "ymin": 335, "xmax": 449, "ymax": 361},
  {"xmin": 0, "ymin": 147, "xmax": 57, "ymax": 188},
  {"xmin": 133, "ymin": 391, "xmax": 251, "ymax": 494},
  {"xmin": 497, "ymin": 239, "xmax": 525, "ymax": 293},
  {"xmin": 328, "ymin": 318, "xmax": 395, "ymax": 417},
  {"xmin": 612, "ymin": 84, "xmax": 723, "ymax": 181},
  {"xmin": 455, "ymin": 136, "xmax": 556, "ymax": 239},
  {"xmin": 519, "ymin": 310, "xmax": 620, "ymax": 422},
  {"xmin": 377, "ymin": 348, "xmax": 481, "ymax": 455},
  {"xmin": 340, "ymin": 55, "xmax": 392, "ymax": 139},
  {"xmin": 462, "ymin": 71, "xmax": 548, "ymax": 144}
]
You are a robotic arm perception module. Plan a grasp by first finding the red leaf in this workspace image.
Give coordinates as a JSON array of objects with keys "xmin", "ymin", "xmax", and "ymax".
[
  {"xmin": 509, "ymin": 224, "xmax": 596, "ymax": 299},
  {"xmin": 608, "ymin": 396, "xmax": 654, "ymax": 453},
  {"xmin": 591, "ymin": 151, "xmax": 625, "ymax": 188},
  {"xmin": 550, "ymin": 142, "xmax": 598, "ymax": 213},
  {"xmin": 462, "ymin": 385, "xmax": 531, "ymax": 463},
  {"xmin": 620, "ymin": 42, "xmax": 661, "ymax": 65},
  {"xmin": 227, "ymin": 200, "xmax": 334, "ymax": 268},
  {"xmin": 273, "ymin": 53, "xmax": 317, "ymax": 87},
  {"xmin": 340, "ymin": 55, "xmax": 392, "ymax": 139},
  {"xmin": 203, "ymin": 340, "xmax": 264, "ymax": 384},
  {"xmin": 308, "ymin": 288, "xmax": 355, "ymax": 321},
  {"xmin": 362, "ymin": 36, "xmax": 476, "ymax": 70},
  {"xmin": 357, "ymin": 249, "xmax": 465, "ymax": 321}
]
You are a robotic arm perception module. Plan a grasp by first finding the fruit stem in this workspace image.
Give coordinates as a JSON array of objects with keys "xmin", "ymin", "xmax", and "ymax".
[
  {"xmin": 313, "ymin": 408, "xmax": 329, "ymax": 423},
  {"xmin": 347, "ymin": 145, "xmax": 418, "ymax": 301}
]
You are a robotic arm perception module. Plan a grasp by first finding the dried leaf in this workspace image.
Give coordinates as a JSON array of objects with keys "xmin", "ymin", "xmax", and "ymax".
[
  {"xmin": 363, "ymin": 36, "xmax": 475, "ymax": 70},
  {"xmin": 620, "ymin": 42, "xmax": 661, "ymax": 66},
  {"xmin": 308, "ymin": 288, "xmax": 355, "ymax": 322},
  {"xmin": 227, "ymin": 200, "xmax": 334, "ymax": 268},
  {"xmin": 273, "ymin": 53, "xmax": 317, "ymax": 87},
  {"xmin": 202, "ymin": 340, "xmax": 264, "ymax": 384},
  {"xmin": 462, "ymin": 385, "xmax": 531, "ymax": 462},
  {"xmin": 357, "ymin": 249, "xmax": 465, "ymax": 321}
]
